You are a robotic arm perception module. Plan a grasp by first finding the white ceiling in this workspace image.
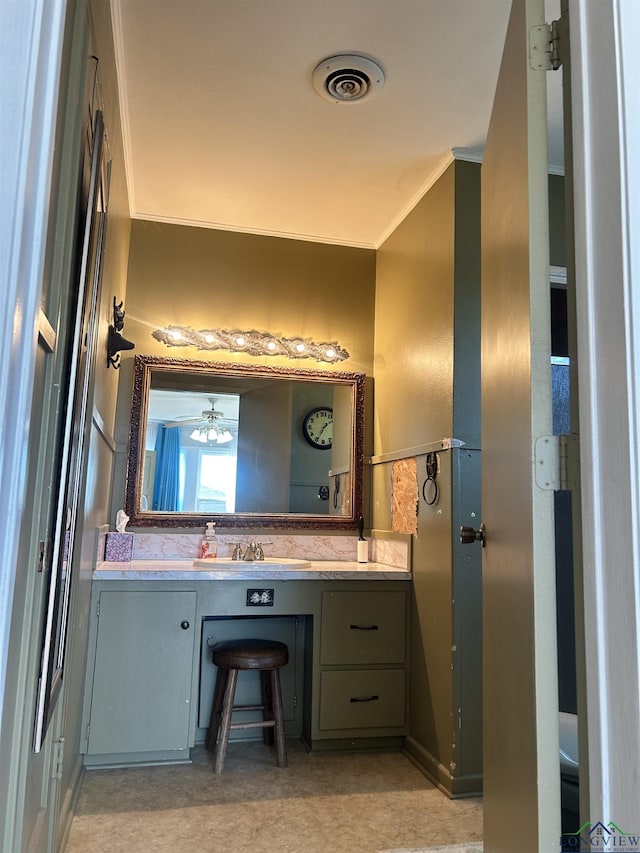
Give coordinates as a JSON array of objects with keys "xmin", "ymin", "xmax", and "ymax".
[
  {"xmin": 148, "ymin": 389, "xmax": 239, "ymax": 423},
  {"xmin": 111, "ymin": 0, "xmax": 563, "ymax": 249}
]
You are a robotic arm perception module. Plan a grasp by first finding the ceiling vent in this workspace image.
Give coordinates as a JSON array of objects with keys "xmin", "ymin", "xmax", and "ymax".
[{"xmin": 312, "ymin": 54, "xmax": 385, "ymax": 104}]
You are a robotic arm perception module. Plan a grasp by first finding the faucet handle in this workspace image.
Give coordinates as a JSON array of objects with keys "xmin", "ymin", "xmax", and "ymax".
[
  {"xmin": 231, "ymin": 542, "xmax": 243, "ymax": 560},
  {"xmin": 254, "ymin": 541, "xmax": 273, "ymax": 561}
]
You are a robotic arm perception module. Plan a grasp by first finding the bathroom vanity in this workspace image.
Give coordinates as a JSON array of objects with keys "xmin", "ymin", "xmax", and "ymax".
[{"xmin": 81, "ymin": 560, "xmax": 411, "ymax": 767}]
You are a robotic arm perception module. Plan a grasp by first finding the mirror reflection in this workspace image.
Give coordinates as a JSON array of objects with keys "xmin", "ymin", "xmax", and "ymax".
[{"xmin": 125, "ymin": 356, "xmax": 365, "ymax": 529}]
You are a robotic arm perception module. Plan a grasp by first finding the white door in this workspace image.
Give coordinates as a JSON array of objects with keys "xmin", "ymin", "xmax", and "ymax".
[{"xmin": 481, "ymin": 0, "xmax": 560, "ymax": 849}]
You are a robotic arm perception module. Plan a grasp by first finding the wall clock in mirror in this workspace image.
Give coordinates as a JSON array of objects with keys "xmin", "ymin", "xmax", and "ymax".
[{"xmin": 302, "ymin": 407, "xmax": 333, "ymax": 449}]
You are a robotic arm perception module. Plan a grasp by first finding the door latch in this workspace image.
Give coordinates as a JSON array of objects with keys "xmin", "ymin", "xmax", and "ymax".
[{"xmin": 460, "ymin": 523, "xmax": 486, "ymax": 547}]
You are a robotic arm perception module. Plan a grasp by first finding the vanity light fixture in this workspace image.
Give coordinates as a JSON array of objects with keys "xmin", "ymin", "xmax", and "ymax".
[{"xmin": 151, "ymin": 325, "xmax": 349, "ymax": 363}]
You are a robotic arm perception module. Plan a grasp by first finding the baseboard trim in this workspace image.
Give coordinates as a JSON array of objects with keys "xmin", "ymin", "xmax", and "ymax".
[
  {"xmin": 403, "ymin": 736, "xmax": 482, "ymax": 798},
  {"xmin": 55, "ymin": 759, "xmax": 85, "ymax": 852}
]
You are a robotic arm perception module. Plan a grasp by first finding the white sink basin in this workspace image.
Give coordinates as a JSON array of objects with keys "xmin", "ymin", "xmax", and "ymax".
[{"xmin": 193, "ymin": 557, "xmax": 311, "ymax": 570}]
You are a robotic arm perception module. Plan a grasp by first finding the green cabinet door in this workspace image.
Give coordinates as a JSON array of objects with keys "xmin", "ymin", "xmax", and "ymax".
[{"xmin": 87, "ymin": 590, "xmax": 196, "ymax": 755}]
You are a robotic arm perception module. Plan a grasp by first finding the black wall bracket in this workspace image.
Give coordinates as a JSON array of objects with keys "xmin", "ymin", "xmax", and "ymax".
[{"xmin": 107, "ymin": 296, "xmax": 135, "ymax": 369}]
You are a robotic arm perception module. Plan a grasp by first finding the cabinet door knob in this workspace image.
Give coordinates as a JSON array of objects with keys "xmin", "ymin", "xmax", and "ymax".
[{"xmin": 180, "ymin": 620, "xmax": 190, "ymax": 630}]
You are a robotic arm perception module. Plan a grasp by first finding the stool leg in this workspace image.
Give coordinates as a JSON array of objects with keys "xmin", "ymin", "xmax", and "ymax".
[
  {"xmin": 214, "ymin": 668, "xmax": 238, "ymax": 774},
  {"xmin": 270, "ymin": 668, "xmax": 288, "ymax": 768},
  {"xmin": 207, "ymin": 666, "xmax": 229, "ymax": 751},
  {"xmin": 261, "ymin": 671, "xmax": 275, "ymax": 746}
]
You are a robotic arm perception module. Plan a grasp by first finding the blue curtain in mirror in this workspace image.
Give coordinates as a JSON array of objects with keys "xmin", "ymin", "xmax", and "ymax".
[{"xmin": 152, "ymin": 426, "xmax": 181, "ymax": 510}]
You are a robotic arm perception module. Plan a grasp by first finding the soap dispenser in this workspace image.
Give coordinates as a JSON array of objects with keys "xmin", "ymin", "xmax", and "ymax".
[
  {"xmin": 199, "ymin": 522, "xmax": 218, "ymax": 559},
  {"xmin": 357, "ymin": 516, "xmax": 368, "ymax": 563}
]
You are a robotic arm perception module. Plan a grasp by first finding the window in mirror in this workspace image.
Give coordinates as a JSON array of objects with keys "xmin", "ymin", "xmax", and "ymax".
[{"xmin": 145, "ymin": 389, "xmax": 240, "ymax": 512}]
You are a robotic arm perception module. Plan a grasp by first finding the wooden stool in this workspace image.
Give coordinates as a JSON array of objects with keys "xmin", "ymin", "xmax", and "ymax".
[{"xmin": 206, "ymin": 639, "xmax": 289, "ymax": 774}]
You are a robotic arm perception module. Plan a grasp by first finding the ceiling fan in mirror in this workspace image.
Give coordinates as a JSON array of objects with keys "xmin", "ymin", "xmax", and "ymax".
[{"xmin": 165, "ymin": 397, "xmax": 235, "ymax": 444}]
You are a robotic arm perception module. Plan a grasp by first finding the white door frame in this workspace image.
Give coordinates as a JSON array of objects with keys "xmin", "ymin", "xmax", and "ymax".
[
  {"xmin": 0, "ymin": 0, "xmax": 67, "ymax": 730},
  {"xmin": 569, "ymin": 0, "xmax": 640, "ymax": 827}
]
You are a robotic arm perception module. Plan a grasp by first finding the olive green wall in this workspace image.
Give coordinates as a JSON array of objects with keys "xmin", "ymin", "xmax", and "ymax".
[
  {"xmin": 124, "ymin": 222, "xmax": 375, "ymax": 374},
  {"xmin": 373, "ymin": 160, "xmax": 483, "ymax": 796},
  {"xmin": 373, "ymin": 166, "xmax": 455, "ymax": 460},
  {"xmin": 453, "ymin": 160, "xmax": 482, "ymax": 445},
  {"xmin": 110, "ymin": 222, "xmax": 376, "ymax": 525},
  {"xmin": 57, "ymin": 0, "xmax": 132, "ymax": 847},
  {"xmin": 0, "ymin": 0, "xmax": 131, "ymax": 850}
]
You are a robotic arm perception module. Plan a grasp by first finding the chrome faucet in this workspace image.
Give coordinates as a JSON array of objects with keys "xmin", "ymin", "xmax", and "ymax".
[
  {"xmin": 240, "ymin": 541, "xmax": 272, "ymax": 560},
  {"xmin": 231, "ymin": 542, "xmax": 243, "ymax": 561},
  {"xmin": 243, "ymin": 541, "xmax": 258, "ymax": 561}
]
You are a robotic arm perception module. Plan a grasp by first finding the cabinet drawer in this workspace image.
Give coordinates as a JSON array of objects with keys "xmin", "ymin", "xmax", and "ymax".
[
  {"xmin": 319, "ymin": 669, "xmax": 406, "ymax": 730},
  {"xmin": 320, "ymin": 591, "xmax": 406, "ymax": 665}
]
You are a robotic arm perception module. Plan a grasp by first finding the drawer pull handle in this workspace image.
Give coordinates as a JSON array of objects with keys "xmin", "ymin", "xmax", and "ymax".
[
  {"xmin": 350, "ymin": 695, "xmax": 380, "ymax": 703},
  {"xmin": 349, "ymin": 624, "xmax": 379, "ymax": 631}
]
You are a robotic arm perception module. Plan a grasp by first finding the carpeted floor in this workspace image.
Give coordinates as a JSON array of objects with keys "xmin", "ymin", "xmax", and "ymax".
[
  {"xmin": 64, "ymin": 742, "xmax": 483, "ymax": 852},
  {"xmin": 383, "ymin": 845, "xmax": 483, "ymax": 852}
]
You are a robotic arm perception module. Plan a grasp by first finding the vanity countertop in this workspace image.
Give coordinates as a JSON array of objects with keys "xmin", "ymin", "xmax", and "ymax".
[{"xmin": 94, "ymin": 559, "xmax": 411, "ymax": 581}]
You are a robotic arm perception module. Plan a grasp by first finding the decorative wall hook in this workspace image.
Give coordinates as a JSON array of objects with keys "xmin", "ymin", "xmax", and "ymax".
[{"xmin": 107, "ymin": 296, "xmax": 135, "ymax": 368}]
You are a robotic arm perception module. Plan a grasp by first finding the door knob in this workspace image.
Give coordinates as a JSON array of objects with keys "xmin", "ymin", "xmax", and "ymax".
[
  {"xmin": 459, "ymin": 523, "xmax": 486, "ymax": 547},
  {"xmin": 180, "ymin": 620, "xmax": 190, "ymax": 630}
]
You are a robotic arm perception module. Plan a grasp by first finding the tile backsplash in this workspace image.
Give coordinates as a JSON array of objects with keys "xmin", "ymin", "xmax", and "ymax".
[{"xmin": 126, "ymin": 531, "xmax": 409, "ymax": 568}]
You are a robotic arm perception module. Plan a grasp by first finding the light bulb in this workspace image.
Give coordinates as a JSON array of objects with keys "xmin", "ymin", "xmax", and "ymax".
[
  {"xmin": 296, "ymin": 342, "xmax": 305, "ymax": 353},
  {"xmin": 267, "ymin": 341, "xmax": 277, "ymax": 351},
  {"xmin": 204, "ymin": 334, "xmax": 215, "ymax": 344},
  {"xmin": 235, "ymin": 336, "xmax": 245, "ymax": 347},
  {"xmin": 170, "ymin": 330, "xmax": 182, "ymax": 341},
  {"xmin": 325, "ymin": 348, "xmax": 336, "ymax": 359}
]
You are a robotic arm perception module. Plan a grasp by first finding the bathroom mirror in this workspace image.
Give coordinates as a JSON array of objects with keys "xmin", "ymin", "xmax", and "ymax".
[{"xmin": 125, "ymin": 355, "xmax": 365, "ymax": 528}]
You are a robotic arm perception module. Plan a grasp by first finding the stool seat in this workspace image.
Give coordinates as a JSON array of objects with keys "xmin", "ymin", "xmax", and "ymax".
[
  {"xmin": 207, "ymin": 638, "xmax": 289, "ymax": 774},
  {"xmin": 212, "ymin": 639, "xmax": 289, "ymax": 671}
]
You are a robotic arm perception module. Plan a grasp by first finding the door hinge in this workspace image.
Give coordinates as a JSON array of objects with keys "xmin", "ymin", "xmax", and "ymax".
[
  {"xmin": 529, "ymin": 20, "xmax": 562, "ymax": 71},
  {"xmin": 52, "ymin": 737, "xmax": 64, "ymax": 780},
  {"xmin": 293, "ymin": 694, "xmax": 298, "ymax": 709},
  {"xmin": 535, "ymin": 434, "xmax": 579, "ymax": 490},
  {"xmin": 36, "ymin": 540, "xmax": 47, "ymax": 574}
]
